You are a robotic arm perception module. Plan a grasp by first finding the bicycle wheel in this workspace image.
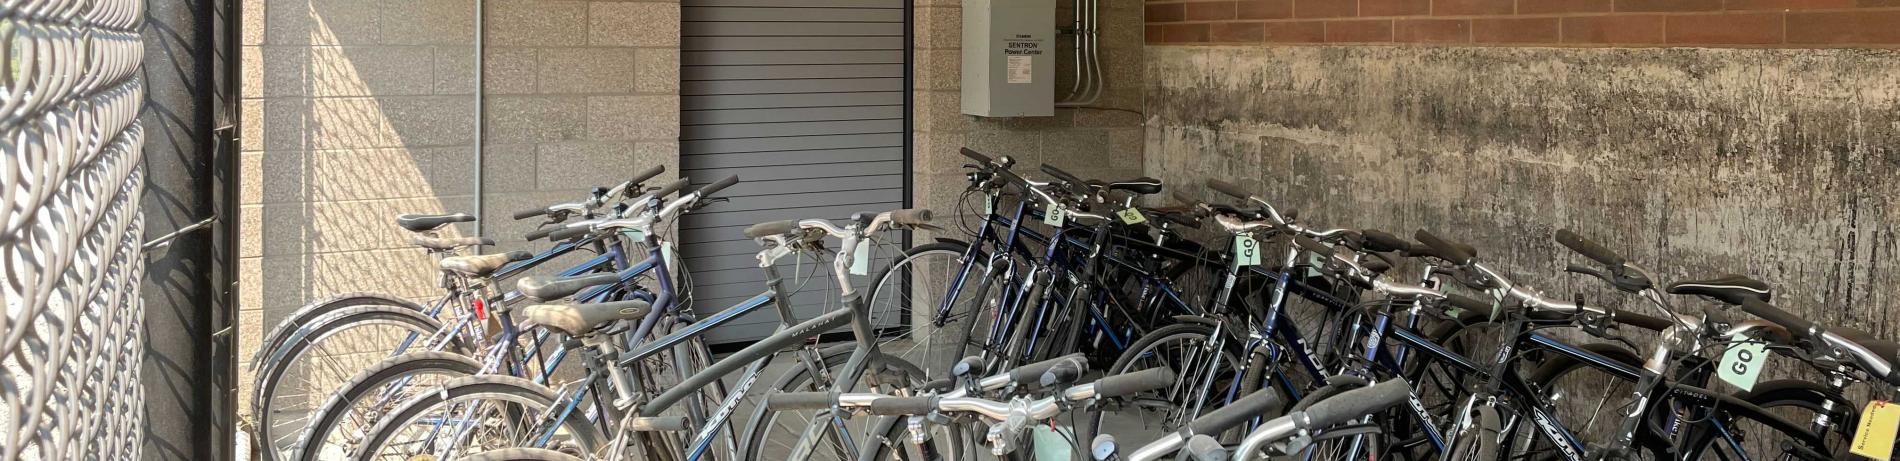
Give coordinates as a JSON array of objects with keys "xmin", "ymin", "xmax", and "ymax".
[
  {"xmin": 251, "ymin": 292, "xmax": 430, "ymax": 376},
  {"xmin": 1511, "ymin": 342, "xmax": 1657, "ymax": 460},
  {"xmin": 737, "ymin": 345, "xmax": 920, "ymax": 461},
  {"xmin": 460, "ymin": 447, "xmax": 585, "ymax": 461},
  {"xmin": 350, "ymin": 375, "xmax": 606, "ymax": 461},
  {"xmin": 1085, "ymin": 322, "xmax": 1243, "ymax": 450},
  {"xmin": 1679, "ymin": 379, "xmax": 1852, "ymax": 460},
  {"xmin": 289, "ymin": 351, "xmax": 481, "ymax": 461},
  {"xmin": 254, "ymin": 305, "xmax": 468, "ymax": 461},
  {"xmin": 864, "ymin": 241, "xmax": 990, "ymax": 380},
  {"xmin": 633, "ymin": 320, "xmax": 735, "ymax": 461}
]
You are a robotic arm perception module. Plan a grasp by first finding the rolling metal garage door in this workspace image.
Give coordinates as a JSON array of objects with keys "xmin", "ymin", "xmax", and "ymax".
[{"xmin": 680, "ymin": 0, "xmax": 910, "ymax": 344}]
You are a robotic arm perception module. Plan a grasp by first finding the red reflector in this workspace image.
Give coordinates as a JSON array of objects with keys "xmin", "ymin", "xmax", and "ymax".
[{"xmin": 474, "ymin": 298, "xmax": 487, "ymax": 320}]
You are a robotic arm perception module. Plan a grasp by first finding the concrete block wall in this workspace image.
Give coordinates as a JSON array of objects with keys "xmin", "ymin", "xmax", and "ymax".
[
  {"xmin": 913, "ymin": 0, "xmax": 1149, "ymax": 228},
  {"xmin": 239, "ymin": 0, "xmax": 679, "ymax": 399}
]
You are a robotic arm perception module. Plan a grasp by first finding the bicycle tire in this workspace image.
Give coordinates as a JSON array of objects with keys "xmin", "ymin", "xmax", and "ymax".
[
  {"xmin": 460, "ymin": 447, "xmax": 586, "ymax": 461},
  {"xmin": 863, "ymin": 241, "xmax": 985, "ymax": 379},
  {"xmin": 737, "ymin": 344, "xmax": 920, "ymax": 461},
  {"xmin": 288, "ymin": 351, "xmax": 482, "ymax": 461},
  {"xmin": 250, "ymin": 292, "xmax": 430, "ymax": 375},
  {"xmin": 1084, "ymin": 322, "xmax": 1244, "ymax": 447},
  {"xmin": 350, "ymin": 375, "xmax": 606, "ymax": 461},
  {"xmin": 1678, "ymin": 379, "xmax": 1852, "ymax": 460},
  {"xmin": 253, "ymin": 305, "xmax": 467, "ymax": 461}
]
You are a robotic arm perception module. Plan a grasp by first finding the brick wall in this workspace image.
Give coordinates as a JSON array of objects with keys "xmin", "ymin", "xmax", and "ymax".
[{"xmin": 1145, "ymin": 0, "xmax": 1900, "ymax": 46}]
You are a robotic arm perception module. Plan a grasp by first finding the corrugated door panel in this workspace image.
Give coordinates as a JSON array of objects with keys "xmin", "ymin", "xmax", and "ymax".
[{"xmin": 681, "ymin": 0, "xmax": 908, "ymax": 344}]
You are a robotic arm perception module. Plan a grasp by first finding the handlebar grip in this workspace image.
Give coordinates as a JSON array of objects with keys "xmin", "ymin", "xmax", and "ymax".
[
  {"xmin": 995, "ymin": 165, "xmax": 1031, "ymax": 190},
  {"xmin": 513, "ymin": 208, "xmax": 550, "ymax": 220},
  {"xmin": 1444, "ymin": 294, "xmax": 1496, "ymax": 318},
  {"xmin": 1094, "ymin": 367, "xmax": 1176, "ymax": 399},
  {"xmin": 1606, "ymin": 308, "xmax": 1673, "ymax": 332},
  {"xmin": 868, "ymin": 396, "xmax": 937, "ymax": 416},
  {"xmin": 504, "ymin": 251, "xmax": 534, "ymax": 262},
  {"xmin": 1185, "ymin": 388, "xmax": 1282, "ymax": 436},
  {"xmin": 629, "ymin": 165, "xmax": 666, "ymax": 188},
  {"xmin": 1039, "ymin": 361, "xmax": 1086, "ymax": 388},
  {"xmin": 743, "ymin": 220, "xmax": 799, "ymax": 239},
  {"xmin": 1040, "ymin": 163, "xmax": 1086, "ymax": 186},
  {"xmin": 1206, "ymin": 179, "xmax": 1250, "ymax": 200},
  {"xmin": 1010, "ymin": 353, "xmax": 1089, "ymax": 385},
  {"xmin": 766, "ymin": 392, "xmax": 835, "ymax": 411},
  {"xmin": 1413, "ymin": 229, "xmax": 1476, "ymax": 265},
  {"xmin": 1554, "ymin": 229, "xmax": 1624, "ymax": 268},
  {"xmin": 547, "ymin": 226, "xmax": 593, "ymax": 241},
  {"xmin": 1185, "ymin": 434, "xmax": 1229, "ymax": 461},
  {"xmin": 1170, "ymin": 191, "xmax": 1201, "ymax": 207},
  {"xmin": 1292, "ymin": 235, "xmax": 1332, "ymax": 255},
  {"xmin": 648, "ymin": 177, "xmax": 691, "ymax": 200},
  {"xmin": 1739, "ymin": 298, "xmax": 1818, "ymax": 340},
  {"xmin": 953, "ymin": 356, "xmax": 983, "ymax": 377},
  {"xmin": 961, "ymin": 147, "xmax": 993, "ymax": 164},
  {"xmin": 696, "ymin": 175, "xmax": 741, "ymax": 198},
  {"xmin": 524, "ymin": 226, "xmax": 559, "ymax": 241},
  {"xmin": 1300, "ymin": 379, "xmax": 1411, "ymax": 430},
  {"xmin": 1361, "ymin": 229, "xmax": 1412, "ymax": 253},
  {"xmin": 889, "ymin": 208, "xmax": 933, "ymax": 226}
]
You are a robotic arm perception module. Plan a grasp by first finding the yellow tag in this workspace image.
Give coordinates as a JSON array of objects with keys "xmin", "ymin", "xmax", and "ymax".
[
  {"xmin": 1116, "ymin": 208, "xmax": 1146, "ymax": 225},
  {"xmin": 1851, "ymin": 400, "xmax": 1900, "ymax": 460}
]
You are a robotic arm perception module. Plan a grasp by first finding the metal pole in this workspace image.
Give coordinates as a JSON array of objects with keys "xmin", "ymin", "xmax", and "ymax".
[{"xmin": 473, "ymin": 0, "xmax": 486, "ymax": 241}]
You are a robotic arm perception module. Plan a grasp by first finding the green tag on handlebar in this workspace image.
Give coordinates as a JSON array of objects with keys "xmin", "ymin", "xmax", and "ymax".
[
  {"xmin": 1117, "ymin": 208, "xmax": 1147, "ymax": 225},
  {"xmin": 1234, "ymin": 234, "xmax": 1261, "ymax": 267},
  {"xmin": 1718, "ymin": 333, "xmax": 1767, "ymax": 392},
  {"xmin": 850, "ymin": 239, "xmax": 871, "ymax": 276},
  {"xmin": 1043, "ymin": 203, "xmax": 1066, "ymax": 227}
]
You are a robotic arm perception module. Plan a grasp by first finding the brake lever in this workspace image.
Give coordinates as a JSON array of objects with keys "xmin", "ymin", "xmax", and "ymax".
[{"xmin": 1565, "ymin": 264, "xmax": 1650, "ymax": 293}]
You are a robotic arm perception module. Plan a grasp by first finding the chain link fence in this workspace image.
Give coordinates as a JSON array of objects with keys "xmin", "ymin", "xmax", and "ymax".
[{"xmin": 1, "ymin": 0, "xmax": 149, "ymax": 458}]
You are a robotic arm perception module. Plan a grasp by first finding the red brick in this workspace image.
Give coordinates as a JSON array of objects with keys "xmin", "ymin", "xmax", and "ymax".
[
  {"xmin": 1860, "ymin": 0, "xmax": 1900, "ymax": 6},
  {"xmin": 1665, "ymin": 12, "xmax": 1785, "ymax": 44},
  {"xmin": 1210, "ymin": 21, "xmax": 1267, "ymax": 41},
  {"xmin": 1294, "ymin": 0, "xmax": 1357, "ymax": 18},
  {"xmin": 1472, "ymin": 17, "xmax": 1561, "ymax": 43},
  {"xmin": 1326, "ymin": 19, "xmax": 1395, "ymax": 41},
  {"xmin": 1161, "ymin": 23, "xmax": 1213, "ymax": 42},
  {"xmin": 1516, "ymin": 0, "xmax": 1612, "ymax": 13},
  {"xmin": 1360, "ymin": 0, "xmax": 1430, "ymax": 16},
  {"xmin": 1147, "ymin": 3, "xmax": 1186, "ymax": 22},
  {"xmin": 1788, "ymin": 10, "xmax": 1900, "ymax": 44},
  {"xmin": 1433, "ymin": 0, "xmax": 1514, "ymax": 15},
  {"xmin": 1185, "ymin": 1, "xmax": 1238, "ymax": 20},
  {"xmin": 1237, "ymin": 0, "xmax": 1294, "ymax": 19},
  {"xmin": 1146, "ymin": 24, "xmax": 1167, "ymax": 43},
  {"xmin": 1263, "ymin": 21, "xmax": 1328, "ymax": 41},
  {"xmin": 1615, "ymin": 0, "xmax": 1721, "ymax": 12},
  {"xmin": 1561, "ymin": 14, "xmax": 1666, "ymax": 43},
  {"xmin": 1726, "ymin": 0, "xmax": 1854, "ymax": 8},
  {"xmin": 1396, "ymin": 19, "xmax": 1472, "ymax": 42}
]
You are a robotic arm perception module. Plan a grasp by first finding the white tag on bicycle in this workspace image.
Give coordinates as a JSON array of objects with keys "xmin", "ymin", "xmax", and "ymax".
[
  {"xmin": 849, "ymin": 239, "xmax": 871, "ymax": 276},
  {"xmin": 984, "ymin": 195, "xmax": 995, "ymax": 215},
  {"xmin": 1043, "ymin": 203, "xmax": 1065, "ymax": 227},
  {"xmin": 619, "ymin": 228, "xmax": 644, "ymax": 241},
  {"xmin": 1116, "ymin": 208, "xmax": 1146, "ymax": 225},
  {"xmin": 1032, "ymin": 425, "xmax": 1075, "ymax": 460},
  {"xmin": 1234, "ymin": 234, "xmax": 1261, "ymax": 267},
  {"xmin": 1717, "ymin": 334, "xmax": 1767, "ymax": 392},
  {"xmin": 1851, "ymin": 400, "xmax": 1900, "ymax": 460},
  {"xmin": 661, "ymin": 241, "xmax": 678, "ymax": 268}
]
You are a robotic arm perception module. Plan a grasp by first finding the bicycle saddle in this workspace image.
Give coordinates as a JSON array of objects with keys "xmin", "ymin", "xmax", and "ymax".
[
  {"xmin": 411, "ymin": 235, "xmax": 495, "ymax": 251},
  {"xmin": 524, "ymin": 300, "xmax": 652, "ymax": 337},
  {"xmin": 517, "ymin": 273, "xmax": 621, "ymax": 301},
  {"xmin": 1666, "ymin": 274, "xmax": 1771, "ymax": 305},
  {"xmin": 397, "ymin": 213, "xmax": 475, "ymax": 232},
  {"xmin": 1104, "ymin": 177, "xmax": 1163, "ymax": 195},
  {"xmin": 438, "ymin": 251, "xmax": 531, "ymax": 278}
]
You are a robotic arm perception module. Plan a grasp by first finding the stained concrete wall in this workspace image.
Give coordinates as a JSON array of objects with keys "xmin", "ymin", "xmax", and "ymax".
[
  {"xmin": 1144, "ymin": 45, "xmax": 1900, "ymax": 338},
  {"xmin": 238, "ymin": 0, "xmax": 679, "ymax": 401}
]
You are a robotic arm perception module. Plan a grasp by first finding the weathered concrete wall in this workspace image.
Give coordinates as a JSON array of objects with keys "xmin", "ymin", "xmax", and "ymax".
[{"xmin": 1145, "ymin": 45, "xmax": 1900, "ymax": 337}]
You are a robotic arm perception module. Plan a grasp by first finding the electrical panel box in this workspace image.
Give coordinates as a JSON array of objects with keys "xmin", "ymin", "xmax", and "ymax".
[{"xmin": 961, "ymin": 0, "xmax": 1055, "ymax": 117}]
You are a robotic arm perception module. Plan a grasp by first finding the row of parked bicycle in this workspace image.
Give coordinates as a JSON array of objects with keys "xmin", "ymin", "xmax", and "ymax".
[{"xmin": 247, "ymin": 147, "xmax": 1900, "ymax": 460}]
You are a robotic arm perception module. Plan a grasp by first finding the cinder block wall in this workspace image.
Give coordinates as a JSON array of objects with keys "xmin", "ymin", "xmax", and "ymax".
[
  {"xmin": 238, "ymin": 0, "xmax": 680, "ymax": 399},
  {"xmin": 1142, "ymin": 2, "xmax": 1900, "ymax": 343},
  {"xmin": 913, "ymin": 0, "xmax": 1149, "ymax": 226}
]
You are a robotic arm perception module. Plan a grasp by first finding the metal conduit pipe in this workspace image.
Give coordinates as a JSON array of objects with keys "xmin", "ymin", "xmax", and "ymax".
[
  {"xmin": 473, "ymin": 0, "xmax": 487, "ymax": 243},
  {"xmin": 1057, "ymin": 0, "xmax": 1103, "ymax": 107}
]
